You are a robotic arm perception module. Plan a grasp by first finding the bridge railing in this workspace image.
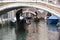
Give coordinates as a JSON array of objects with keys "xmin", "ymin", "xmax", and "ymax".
[{"xmin": 0, "ymin": 0, "xmax": 60, "ymax": 7}]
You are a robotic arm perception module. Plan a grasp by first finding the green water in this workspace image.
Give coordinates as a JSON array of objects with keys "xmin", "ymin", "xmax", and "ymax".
[{"xmin": 0, "ymin": 28, "xmax": 27, "ymax": 40}]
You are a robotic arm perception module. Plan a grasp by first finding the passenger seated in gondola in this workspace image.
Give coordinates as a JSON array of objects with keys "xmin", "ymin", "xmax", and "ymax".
[
  {"xmin": 33, "ymin": 11, "xmax": 40, "ymax": 33},
  {"xmin": 16, "ymin": 9, "xmax": 26, "ymax": 32},
  {"xmin": 26, "ymin": 12, "xmax": 32, "ymax": 25},
  {"xmin": 33, "ymin": 12, "xmax": 40, "ymax": 23}
]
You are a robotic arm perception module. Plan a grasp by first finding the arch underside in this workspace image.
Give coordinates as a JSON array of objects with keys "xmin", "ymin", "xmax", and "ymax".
[{"xmin": 0, "ymin": 3, "xmax": 60, "ymax": 18}]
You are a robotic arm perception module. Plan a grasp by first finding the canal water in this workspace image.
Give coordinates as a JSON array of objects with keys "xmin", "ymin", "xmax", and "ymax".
[
  {"xmin": 0, "ymin": 27, "xmax": 27, "ymax": 40},
  {"xmin": 48, "ymin": 23, "xmax": 57, "ymax": 31},
  {"xmin": 47, "ymin": 23, "xmax": 59, "ymax": 40},
  {"xmin": 0, "ymin": 21, "xmax": 59, "ymax": 40}
]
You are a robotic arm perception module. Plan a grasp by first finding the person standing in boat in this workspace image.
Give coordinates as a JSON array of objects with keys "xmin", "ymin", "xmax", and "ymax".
[{"xmin": 15, "ymin": 9, "xmax": 26, "ymax": 32}]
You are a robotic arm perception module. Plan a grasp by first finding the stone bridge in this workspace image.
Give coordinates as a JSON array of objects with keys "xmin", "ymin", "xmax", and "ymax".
[
  {"xmin": 0, "ymin": 2, "xmax": 60, "ymax": 40},
  {"xmin": 0, "ymin": 2, "xmax": 60, "ymax": 17}
]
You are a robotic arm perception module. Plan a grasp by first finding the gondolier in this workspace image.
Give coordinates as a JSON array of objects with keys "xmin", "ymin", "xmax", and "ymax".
[{"xmin": 15, "ymin": 9, "xmax": 26, "ymax": 32}]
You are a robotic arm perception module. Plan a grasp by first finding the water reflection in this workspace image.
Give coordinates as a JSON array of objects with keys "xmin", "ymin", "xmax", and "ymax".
[
  {"xmin": 0, "ymin": 27, "xmax": 28, "ymax": 40},
  {"xmin": 16, "ymin": 30, "xmax": 27, "ymax": 40},
  {"xmin": 47, "ymin": 23, "xmax": 59, "ymax": 40},
  {"xmin": 48, "ymin": 23, "xmax": 57, "ymax": 31}
]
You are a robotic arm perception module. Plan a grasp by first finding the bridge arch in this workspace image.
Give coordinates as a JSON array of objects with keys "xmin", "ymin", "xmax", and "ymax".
[{"xmin": 0, "ymin": 3, "xmax": 60, "ymax": 17}]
